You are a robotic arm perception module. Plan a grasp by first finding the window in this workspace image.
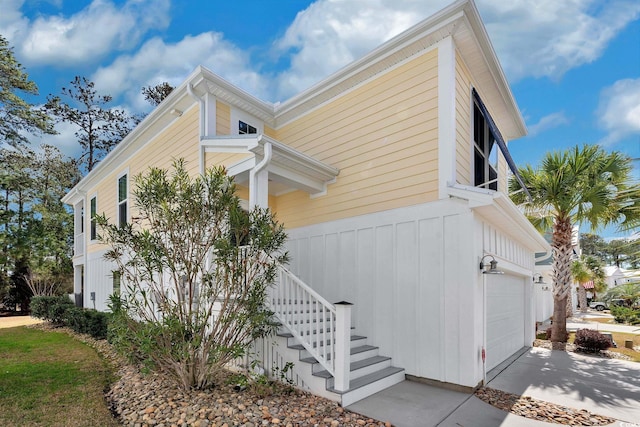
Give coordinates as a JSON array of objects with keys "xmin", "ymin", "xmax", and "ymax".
[
  {"xmin": 90, "ymin": 196, "xmax": 97, "ymax": 240},
  {"xmin": 112, "ymin": 271, "xmax": 121, "ymax": 294},
  {"xmin": 473, "ymin": 101, "xmax": 498, "ymax": 191},
  {"xmin": 238, "ymin": 120, "xmax": 257, "ymax": 135},
  {"xmin": 118, "ymin": 174, "xmax": 127, "ymax": 227}
]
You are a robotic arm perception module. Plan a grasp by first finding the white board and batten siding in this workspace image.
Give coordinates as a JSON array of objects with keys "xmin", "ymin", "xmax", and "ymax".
[
  {"xmin": 285, "ymin": 199, "xmax": 483, "ymax": 387},
  {"xmin": 86, "ymin": 249, "xmax": 117, "ymax": 311}
]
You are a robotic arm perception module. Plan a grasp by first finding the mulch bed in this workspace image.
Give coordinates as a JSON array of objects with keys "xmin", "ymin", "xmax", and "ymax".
[{"xmin": 475, "ymin": 388, "xmax": 616, "ymax": 426}]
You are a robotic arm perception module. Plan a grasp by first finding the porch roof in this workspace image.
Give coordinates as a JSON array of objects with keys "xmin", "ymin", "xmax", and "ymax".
[{"xmin": 200, "ymin": 134, "xmax": 339, "ymax": 196}]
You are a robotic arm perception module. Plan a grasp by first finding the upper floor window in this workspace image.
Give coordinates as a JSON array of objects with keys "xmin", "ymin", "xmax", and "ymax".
[
  {"xmin": 473, "ymin": 101, "xmax": 498, "ymax": 191},
  {"xmin": 118, "ymin": 174, "xmax": 128, "ymax": 227},
  {"xmin": 90, "ymin": 196, "xmax": 97, "ymax": 240},
  {"xmin": 239, "ymin": 120, "xmax": 257, "ymax": 135}
]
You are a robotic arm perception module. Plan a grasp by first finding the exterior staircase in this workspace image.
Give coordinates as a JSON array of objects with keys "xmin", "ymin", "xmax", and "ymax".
[{"xmin": 263, "ymin": 265, "xmax": 405, "ymax": 407}]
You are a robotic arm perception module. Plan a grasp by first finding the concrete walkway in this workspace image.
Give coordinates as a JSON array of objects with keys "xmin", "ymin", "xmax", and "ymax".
[
  {"xmin": 348, "ymin": 347, "xmax": 640, "ymax": 426},
  {"xmin": 567, "ymin": 312, "xmax": 640, "ymax": 335},
  {"xmin": 0, "ymin": 315, "xmax": 43, "ymax": 329}
]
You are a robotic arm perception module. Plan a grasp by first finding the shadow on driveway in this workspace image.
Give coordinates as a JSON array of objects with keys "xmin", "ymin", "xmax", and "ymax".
[{"xmin": 487, "ymin": 347, "xmax": 640, "ymax": 423}]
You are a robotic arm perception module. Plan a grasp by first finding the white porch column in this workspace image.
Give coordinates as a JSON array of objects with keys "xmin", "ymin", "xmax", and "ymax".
[
  {"xmin": 334, "ymin": 301, "xmax": 352, "ymax": 392},
  {"xmin": 74, "ymin": 265, "xmax": 84, "ymax": 307}
]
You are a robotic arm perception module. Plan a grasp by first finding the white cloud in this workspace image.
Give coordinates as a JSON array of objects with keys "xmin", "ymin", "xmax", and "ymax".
[
  {"xmin": 28, "ymin": 120, "xmax": 81, "ymax": 159},
  {"xmin": 0, "ymin": 0, "xmax": 170, "ymax": 66},
  {"xmin": 597, "ymin": 78, "xmax": 640, "ymax": 145},
  {"xmin": 270, "ymin": 0, "xmax": 640, "ymax": 97},
  {"xmin": 527, "ymin": 112, "xmax": 569, "ymax": 137},
  {"xmin": 272, "ymin": 0, "xmax": 450, "ymax": 98},
  {"xmin": 479, "ymin": 0, "xmax": 640, "ymax": 82},
  {"xmin": 92, "ymin": 33, "xmax": 269, "ymax": 110}
]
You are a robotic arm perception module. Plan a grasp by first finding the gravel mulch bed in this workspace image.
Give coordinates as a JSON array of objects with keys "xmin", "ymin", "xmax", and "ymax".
[
  {"xmin": 475, "ymin": 388, "xmax": 616, "ymax": 426},
  {"xmin": 29, "ymin": 323, "xmax": 390, "ymax": 427}
]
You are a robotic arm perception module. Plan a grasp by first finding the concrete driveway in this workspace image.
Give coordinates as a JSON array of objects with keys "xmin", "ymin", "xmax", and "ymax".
[
  {"xmin": 348, "ymin": 347, "xmax": 640, "ymax": 426},
  {"xmin": 0, "ymin": 315, "xmax": 43, "ymax": 329}
]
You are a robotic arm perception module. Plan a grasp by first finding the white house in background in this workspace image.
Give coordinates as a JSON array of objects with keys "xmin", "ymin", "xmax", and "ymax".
[
  {"xmin": 62, "ymin": 0, "xmax": 550, "ymax": 406},
  {"xmin": 604, "ymin": 266, "xmax": 626, "ymax": 289}
]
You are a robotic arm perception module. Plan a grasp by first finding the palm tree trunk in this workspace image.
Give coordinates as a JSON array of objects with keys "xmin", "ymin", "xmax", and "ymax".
[
  {"xmin": 578, "ymin": 284, "xmax": 588, "ymax": 313},
  {"xmin": 566, "ymin": 294, "xmax": 573, "ymax": 318},
  {"xmin": 551, "ymin": 217, "xmax": 573, "ymax": 343}
]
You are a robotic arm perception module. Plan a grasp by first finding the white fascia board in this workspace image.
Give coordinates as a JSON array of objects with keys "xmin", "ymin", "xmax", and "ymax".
[
  {"xmin": 201, "ymin": 135, "xmax": 257, "ymax": 153},
  {"xmin": 226, "ymin": 156, "xmax": 255, "ymax": 178},
  {"xmin": 448, "ymin": 184, "xmax": 549, "ymax": 253},
  {"xmin": 250, "ymin": 135, "xmax": 339, "ymax": 181}
]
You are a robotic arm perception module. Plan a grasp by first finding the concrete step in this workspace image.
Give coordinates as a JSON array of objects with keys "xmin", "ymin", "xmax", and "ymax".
[
  {"xmin": 314, "ymin": 355, "xmax": 392, "ymax": 384},
  {"xmin": 327, "ymin": 366, "xmax": 405, "ymax": 407}
]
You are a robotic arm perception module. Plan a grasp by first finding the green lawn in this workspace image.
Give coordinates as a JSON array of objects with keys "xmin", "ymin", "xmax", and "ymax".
[{"xmin": 0, "ymin": 326, "xmax": 120, "ymax": 427}]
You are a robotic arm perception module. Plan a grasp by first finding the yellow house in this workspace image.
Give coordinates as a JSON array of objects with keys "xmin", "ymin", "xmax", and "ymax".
[{"xmin": 63, "ymin": 0, "xmax": 549, "ymax": 406}]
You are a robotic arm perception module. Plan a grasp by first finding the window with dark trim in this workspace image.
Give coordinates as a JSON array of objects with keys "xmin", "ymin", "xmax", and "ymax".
[
  {"xmin": 238, "ymin": 120, "xmax": 257, "ymax": 135},
  {"xmin": 118, "ymin": 174, "xmax": 127, "ymax": 228},
  {"xmin": 90, "ymin": 196, "xmax": 97, "ymax": 240},
  {"xmin": 473, "ymin": 101, "xmax": 498, "ymax": 190}
]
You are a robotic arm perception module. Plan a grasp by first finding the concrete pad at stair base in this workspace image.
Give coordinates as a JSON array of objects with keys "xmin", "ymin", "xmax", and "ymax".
[
  {"xmin": 438, "ymin": 396, "xmax": 560, "ymax": 427},
  {"xmin": 487, "ymin": 347, "xmax": 640, "ymax": 424},
  {"xmin": 346, "ymin": 380, "xmax": 470, "ymax": 427}
]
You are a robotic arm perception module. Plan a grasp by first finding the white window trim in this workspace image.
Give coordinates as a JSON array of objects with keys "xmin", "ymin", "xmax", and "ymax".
[
  {"xmin": 117, "ymin": 168, "xmax": 130, "ymax": 227},
  {"xmin": 230, "ymin": 107, "xmax": 264, "ymax": 135}
]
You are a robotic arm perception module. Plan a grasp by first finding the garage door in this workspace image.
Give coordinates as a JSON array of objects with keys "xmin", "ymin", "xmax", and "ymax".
[{"xmin": 486, "ymin": 274, "xmax": 525, "ymax": 371}]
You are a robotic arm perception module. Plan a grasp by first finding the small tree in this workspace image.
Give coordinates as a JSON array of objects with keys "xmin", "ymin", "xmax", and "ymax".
[
  {"xmin": 142, "ymin": 82, "xmax": 174, "ymax": 107},
  {"xmin": 97, "ymin": 159, "xmax": 287, "ymax": 390},
  {"xmin": 0, "ymin": 35, "xmax": 55, "ymax": 147},
  {"xmin": 45, "ymin": 77, "xmax": 139, "ymax": 173}
]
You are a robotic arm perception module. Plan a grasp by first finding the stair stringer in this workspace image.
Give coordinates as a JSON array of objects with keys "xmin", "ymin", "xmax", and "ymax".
[{"xmin": 248, "ymin": 333, "xmax": 342, "ymax": 403}]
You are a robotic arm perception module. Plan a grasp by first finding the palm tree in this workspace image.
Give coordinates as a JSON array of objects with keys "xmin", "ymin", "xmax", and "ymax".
[
  {"xmin": 510, "ymin": 144, "xmax": 640, "ymax": 343},
  {"xmin": 571, "ymin": 259, "xmax": 591, "ymax": 313}
]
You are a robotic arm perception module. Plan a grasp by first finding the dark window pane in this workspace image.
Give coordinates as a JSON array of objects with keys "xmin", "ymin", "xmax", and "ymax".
[
  {"xmin": 119, "ymin": 202, "xmax": 127, "ymax": 228},
  {"xmin": 118, "ymin": 175, "xmax": 127, "ymax": 202}
]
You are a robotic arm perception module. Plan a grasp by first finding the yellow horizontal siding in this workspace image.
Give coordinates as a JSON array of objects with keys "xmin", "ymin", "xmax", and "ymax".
[
  {"xmin": 264, "ymin": 125, "xmax": 277, "ymax": 138},
  {"xmin": 86, "ymin": 106, "xmax": 200, "ymax": 254},
  {"xmin": 455, "ymin": 52, "xmax": 472, "ymax": 186},
  {"xmin": 271, "ymin": 49, "xmax": 439, "ymax": 228},
  {"xmin": 217, "ymin": 101, "xmax": 230, "ymax": 135}
]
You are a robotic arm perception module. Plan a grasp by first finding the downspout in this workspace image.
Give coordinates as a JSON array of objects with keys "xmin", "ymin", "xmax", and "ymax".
[
  {"xmin": 250, "ymin": 136, "xmax": 272, "ymax": 209},
  {"xmin": 186, "ymin": 83, "xmax": 207, "ymax": 175}
]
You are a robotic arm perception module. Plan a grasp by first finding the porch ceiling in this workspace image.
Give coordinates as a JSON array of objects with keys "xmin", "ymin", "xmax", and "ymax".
[{"xmin": 201, "ymin": 135, "xmax": 339, "ymax": 196}]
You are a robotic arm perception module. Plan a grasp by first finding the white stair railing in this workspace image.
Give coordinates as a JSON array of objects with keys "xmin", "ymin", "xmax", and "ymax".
[{"xmin": 268, "ymin": 265, "xmax": 351, "ymax": 391}]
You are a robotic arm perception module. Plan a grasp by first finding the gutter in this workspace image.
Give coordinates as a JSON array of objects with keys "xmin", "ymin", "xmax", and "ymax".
[{"xmin": 249, "ymin": 135, "xmax": 273, "ymax": 209}]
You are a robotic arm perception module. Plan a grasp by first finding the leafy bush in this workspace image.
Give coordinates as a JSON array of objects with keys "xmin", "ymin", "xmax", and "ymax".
[
  {"xmin": 31, "ymin": 295, "xmax": 109, "ymax": 339},
  {"xmin": 610, "ymin": 305, "xmax": 640, "ymax": 325},
  {"xmin": 30, "ymin": 295, "xmax": 74, "ymax": 323},
  {"xmin": 545, "ymin": 327, "xmax": 569, "ymax": 341},
  {"xmin": 574, "ymin": 329, "xmax": 612, "ymax": 352},
  {"xmin": 64, "ymin": 307, "xmax": 110, "ymax": 339}
]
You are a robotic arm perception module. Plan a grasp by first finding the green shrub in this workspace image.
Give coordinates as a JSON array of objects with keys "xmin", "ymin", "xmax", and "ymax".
[
  {"xmin": 84, "ymin": 310, "xmax": 109, "ymax": 340},
  {"xmin": 610, "ymin": 305, "xmax": 640, "ymax": 325},
  {"xmin": 30, "ymin": 296, "xmax": 74, "ymax": 323},
  {"xmin": 63, "ymin": 306, "xmax": 109, "ymax": 339},
  {"xmin": 574, "ymin": 329, "xmax": 612, "ymax": 352},
  {"xmin": 63, "ymin": 306, "xmax": 87, "ymax": 332}
]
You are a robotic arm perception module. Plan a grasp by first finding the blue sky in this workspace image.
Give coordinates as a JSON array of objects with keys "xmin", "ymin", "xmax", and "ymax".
[{"xmin": 2, "ymin": 0, "xmax": 639, "ymax": 237}]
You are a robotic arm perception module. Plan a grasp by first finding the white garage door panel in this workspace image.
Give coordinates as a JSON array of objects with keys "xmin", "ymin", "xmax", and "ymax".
[{"xmin": 486, "ymin": 274, "xmax": 525, "ymax": 371}]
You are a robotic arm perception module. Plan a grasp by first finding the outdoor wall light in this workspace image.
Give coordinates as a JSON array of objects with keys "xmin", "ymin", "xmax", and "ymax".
[
  {"xmin": 479, "ymin": 255, "xmax": 504, "ymax": 274},
  {"xmin": 533, "ymin": 274, "xmax": 546, "ymax": 285}
]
